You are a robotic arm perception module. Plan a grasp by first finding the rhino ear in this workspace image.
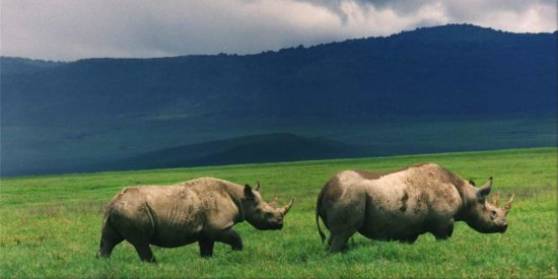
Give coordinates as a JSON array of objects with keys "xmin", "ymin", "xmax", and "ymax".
[
  {"xmin": 244, "ymin": 184, "xmax": 255, "ymax": 200},
  {"xmin": 476, "ymin": 177, "xmax": 493, "ymax": 202}
]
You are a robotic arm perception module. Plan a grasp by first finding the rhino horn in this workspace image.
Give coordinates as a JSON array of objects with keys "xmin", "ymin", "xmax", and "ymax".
[
  {"xmin": 281, "ymin": 199, "xmax": 295, "ymax": 215},
  {"xmin": 255, "ymin": 181, "xmax": 261, "ymax": 192},
  {"xmin": 490, "ymin": 192, "xmax": 500, "ymax": 206},
  {"xmin": 503, "ymin": 193, "xmax": 515, "ymax": 213},
  {"xmin": 270, "ymin": 196, "xmax": 278, "ymax": 207}
]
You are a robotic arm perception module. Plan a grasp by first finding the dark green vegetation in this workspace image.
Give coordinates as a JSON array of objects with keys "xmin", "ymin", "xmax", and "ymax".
[
  {"xmin": 2, "ymin": 24, "xmax": 557, "ymax": 175},
  {"xmin": 112, "ymin": 133, "xmax": 359, "ymax": 170},
  {"xmin": 1, "ymin": 148, "xmax": 555, "ymax": 278}
]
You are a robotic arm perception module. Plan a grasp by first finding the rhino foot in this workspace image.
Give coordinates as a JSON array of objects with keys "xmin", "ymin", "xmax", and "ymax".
[
  {"xmin": 199, "ymin": 238, "xmax": 215, "ymax": 258},
  {"xmin": 328, "ymin": 230, "xmax": 355, "ymax": 252}
]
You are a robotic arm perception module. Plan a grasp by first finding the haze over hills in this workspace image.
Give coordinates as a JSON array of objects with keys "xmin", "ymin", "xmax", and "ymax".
[
  {"xmin": 105, "ymin": 133, "xmax": 367, "ymax": 171},
  {"xmin": 1, "ymin": 24, "xmax": 556, "ymax": 176}
]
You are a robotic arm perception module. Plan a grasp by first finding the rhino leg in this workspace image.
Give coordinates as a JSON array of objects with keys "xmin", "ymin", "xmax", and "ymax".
[
  {"xmin": 198, "ymin": 236, "xmax": 215, "ymax": 258},
  {"xmin": 324, "ymin": 202, "xmax": 364, "ymax": 252},
  {"xmin": 328, "ymin": 230, "xmax": 356, "ymax": 252},
  {"xmin": 132, "ymin": 242, "xmax": 156, "ymax": 262},
  {"xmin": 432, "ymin": 222, "xmax": 454, "ymax": 240},
  {"xmin": 399, "ymin": 234, "xmax": 419, "ymax": 243},
  {"xmin": 98, "ymin": 221, "xmax": 124, "ymax": 258},
  {"xmin": 214, "ymin": 228, "xmax": 243, "ymax": 251}
]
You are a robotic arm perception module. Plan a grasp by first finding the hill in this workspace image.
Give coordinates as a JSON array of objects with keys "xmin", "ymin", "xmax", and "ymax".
[
  {"xmin": 109, "ymin": 133, "xmax": 365, "ymax": 171},
  {"xmin": 1, "ymin": 24, "xmax": 556, "ymax": 175}
]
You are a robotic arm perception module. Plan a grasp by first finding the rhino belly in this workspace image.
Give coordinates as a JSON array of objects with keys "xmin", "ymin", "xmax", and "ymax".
[
  {"xmin": 359, "ymin": 210, "xmax": 426, "ymax": 241},
  {"xmin": 150, "ymin": 222, "xmax": 203, "ymax": 247}
]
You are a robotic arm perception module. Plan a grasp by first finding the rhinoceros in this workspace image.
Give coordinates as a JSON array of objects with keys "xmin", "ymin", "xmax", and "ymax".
[
  {"xmin": 98, "ymin": 177, "xmax": 294, "ymax": 262},
  {"xmin": 316, "ymin": 163, "xmax": 514, "ymax": 252}
]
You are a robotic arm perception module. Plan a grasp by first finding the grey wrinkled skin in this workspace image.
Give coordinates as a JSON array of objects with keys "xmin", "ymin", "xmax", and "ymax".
[
  {"xmin": 316, "ymin": 163, "xmax": 514, "ymax": 252},
  {"xmin": 98, "ymin": 177, "xmax": 293, "ymax": 262}
]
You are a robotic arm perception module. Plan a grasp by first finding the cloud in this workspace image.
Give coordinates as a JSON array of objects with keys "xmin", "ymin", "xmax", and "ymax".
[{"xmin": 1, "ymin": 0, "xmax": 555, "ymax": 61}]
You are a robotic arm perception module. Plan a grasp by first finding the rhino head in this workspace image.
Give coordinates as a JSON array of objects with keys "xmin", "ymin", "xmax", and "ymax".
[
  {"xmin": 462, "ymin": 177, "xmax": 514, "ymax": 233},
  {"xmin": 241, "ymin": 182, "xmax": 294, "ymax": 230}
]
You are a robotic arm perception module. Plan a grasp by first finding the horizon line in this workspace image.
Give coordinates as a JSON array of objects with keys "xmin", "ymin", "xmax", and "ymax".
[{"xmin": 1, "ymin": 23, "xmax": 556, "ymax": 63}]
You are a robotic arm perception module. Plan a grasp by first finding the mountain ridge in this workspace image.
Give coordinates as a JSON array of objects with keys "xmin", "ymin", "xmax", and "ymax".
[
  {"xmin": 2, "ymin": 24, "xmax": 556, "ymax": 63},
  {"xmin": 1, "ymin": 24, "xmax": 556, "ymax": 176}
]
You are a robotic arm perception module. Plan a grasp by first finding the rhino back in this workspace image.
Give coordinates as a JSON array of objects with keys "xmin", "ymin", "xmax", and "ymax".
[{"xmin": 107, "ymin": 178, "xmax": 242, "ymax": 247}]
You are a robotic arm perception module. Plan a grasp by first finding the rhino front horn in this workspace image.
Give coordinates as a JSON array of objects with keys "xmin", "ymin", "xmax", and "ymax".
[
  {"xmin": 282, "ymin": 199, "xmax": 295, "ymax": 215},
  {"xmin": 504, "ymin": 193, "xmax": 515, "ymax": 213}
]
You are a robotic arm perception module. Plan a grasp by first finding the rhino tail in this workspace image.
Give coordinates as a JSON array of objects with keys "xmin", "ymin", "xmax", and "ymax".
[{"xmin": 316, "ymin": 189, "xmax": 326, "ymax": 243}]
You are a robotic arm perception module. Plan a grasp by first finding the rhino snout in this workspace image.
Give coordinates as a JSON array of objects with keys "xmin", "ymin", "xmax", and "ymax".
[
  {"xmin": 268, "ymin": 219, "xmax": 284, "ymax": 230},
  {"xmin": 264, "ymin": 220, "xmax": 284, "ymax": 230},
  {"xmin": 273, "ymin": 222, "xmax": 284, "ymax": 230},
  {"xmin": 499, "ymin": 223, "xmax": 508, "ymax": 233}
]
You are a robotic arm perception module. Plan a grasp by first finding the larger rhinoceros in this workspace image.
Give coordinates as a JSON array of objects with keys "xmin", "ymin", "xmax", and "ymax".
[
  {"xmin": 98, "ymin": 177, "xmax": 294, "ymax": 262},
  {"xmin": 316, "ymin": 163, "xmax": 514, "ymax": 252}
]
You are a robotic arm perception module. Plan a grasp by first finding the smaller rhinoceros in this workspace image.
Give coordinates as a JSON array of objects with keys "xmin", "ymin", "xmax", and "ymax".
[
  {"xmin": 316, "ymin": 163, "xmax": 514, "ymax": 252},
  {"xmin": 98, "ymin": 177, "xmax": 294, "ymax": 262}
]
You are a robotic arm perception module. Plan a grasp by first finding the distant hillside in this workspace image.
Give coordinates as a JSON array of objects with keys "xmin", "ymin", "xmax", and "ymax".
[
  {"xmin": 0, "ymin": 57, "xmax": 64, "ymax": 75},
  {"xmin": 107, "ymin": 133, "xmax": 367, "ymax": 171},
  {"xmin": 2, "ymin": 24, "xmax": 556, "ymax": 125},
  {"xmin": 1, "ymin": 24, "xmax": 556, "ymax": 176}
]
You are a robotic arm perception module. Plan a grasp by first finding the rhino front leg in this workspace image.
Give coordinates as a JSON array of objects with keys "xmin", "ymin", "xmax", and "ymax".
[
  {"xmin": 198, "ymin": 236, "xmax": 215, "ymax": 258},
  {"xmin": 215, "ymin": 228, "xmax": 243, "ymax": 251},
  {"xmin": 399, "ymin": 234, "xmax": 419, "ymax": 244},
  {"xmin": 431, "ymin": 220, "xmax": 454, "ymax": 240}
]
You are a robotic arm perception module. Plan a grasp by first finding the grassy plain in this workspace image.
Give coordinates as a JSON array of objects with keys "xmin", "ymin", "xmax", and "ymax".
[{"xmin": 0, "ymin": 147, "xmax": 556, "ymax": 278}]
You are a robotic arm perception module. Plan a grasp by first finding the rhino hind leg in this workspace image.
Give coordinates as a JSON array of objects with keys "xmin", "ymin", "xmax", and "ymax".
[
  {"xmin": 328, "ymin": 229, "xmax": 356, "ymax": 252},
  {"xmin": 98, "ymin": 220, "xmax": 124, "ymax": 258},
  {"xmin": 324, "ymin": 203, "xmax": 364, "ymax": 252}
]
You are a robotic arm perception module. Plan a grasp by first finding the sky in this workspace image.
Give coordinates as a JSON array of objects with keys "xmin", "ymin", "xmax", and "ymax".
[{"xmin": 1, "ymin": 0, "xmax": 556, "ymax": 61}]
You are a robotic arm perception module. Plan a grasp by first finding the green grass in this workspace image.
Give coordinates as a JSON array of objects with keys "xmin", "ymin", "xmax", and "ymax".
[{"xmin": 1, "ymin": 147, "xmax": 556, "ymax": 278}]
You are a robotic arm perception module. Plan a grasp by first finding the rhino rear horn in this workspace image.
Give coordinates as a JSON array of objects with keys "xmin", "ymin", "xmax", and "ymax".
[
  {"xmin": 490, "ymin": 192, "xmax": 500, "ymax": 206},
  {"xmin": 504, "ymin": 193, "xmax": 515, "ymax": 213},
  {"xmin": 282, "ymin": 199, "xmax": 295, "ymax": 215},
  {"xmin": 255, "ymin": 181, "xmax": 261, "ymax": 192},
  {"xmin": 270, "ymin": 196, "xmax": 278, "ymax": 207}
]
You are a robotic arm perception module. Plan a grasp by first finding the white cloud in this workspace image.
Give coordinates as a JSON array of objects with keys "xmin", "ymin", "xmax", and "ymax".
[{"xmin": 1, "ymin": 0, "xmax": 555, "ymax": 61}]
